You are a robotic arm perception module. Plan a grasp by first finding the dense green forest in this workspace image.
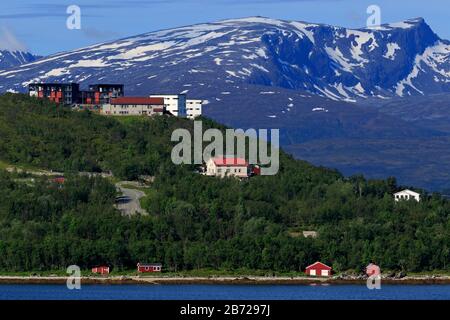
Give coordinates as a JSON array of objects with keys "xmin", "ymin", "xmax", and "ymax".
[{"xmin": 0, "ymin": 94, "xmax": 449, "ymax": 273}]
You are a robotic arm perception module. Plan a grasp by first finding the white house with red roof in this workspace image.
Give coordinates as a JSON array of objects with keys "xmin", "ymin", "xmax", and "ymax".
[{"xmin": 205, "ymin": 156, "xmax": 250, "ymax": 178}]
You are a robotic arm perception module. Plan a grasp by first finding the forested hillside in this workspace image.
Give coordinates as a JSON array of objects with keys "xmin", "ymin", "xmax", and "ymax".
[{"xmin": 0, "ymin": 94, "xmax": 449, "ymax": 273}]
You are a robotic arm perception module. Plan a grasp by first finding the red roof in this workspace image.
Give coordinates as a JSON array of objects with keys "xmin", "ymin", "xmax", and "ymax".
[
  {"xmin": 305, "ymin": 261, "xmax": 332, "ymax": 270},
  {"xmin": 111, "ymin": 97, "xmax": 164, "ymax": 105},
  {"xmin": 212, "ymin": 157, "xmax": 248, "ymax": 167},
  {"xmin": 52, "ymin": 177, "xmax": 65, "ymax": 184}
]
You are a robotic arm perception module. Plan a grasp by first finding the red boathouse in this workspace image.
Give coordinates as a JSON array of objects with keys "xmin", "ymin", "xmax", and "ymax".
[
  {"xmin": 305, "ymin": 261, "xmax": 332, "ymax": 277},
  {"xmin": 91, "ymin": 266, "xmax": 110, "ymax": 275},
  {"xmin": 137, "ymin": 263, "xmax": 162, "ymax": 273}
]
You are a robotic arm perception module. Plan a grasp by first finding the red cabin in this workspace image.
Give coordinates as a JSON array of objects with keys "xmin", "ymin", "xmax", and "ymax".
[
  {"xmin": 305, "ymin": 261, "xmax": 332, "ymax": 277},
  {"xmin": 137, "ymin": 263, "xmax": 162, "ymax": 273},
  {"xmin": 91, "ymin": 266, "xmax": 110, "ymax": 275}
]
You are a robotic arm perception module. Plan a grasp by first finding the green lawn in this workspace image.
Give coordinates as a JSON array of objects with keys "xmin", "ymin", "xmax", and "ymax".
[
  {"xmin": 0, "ymin": 160, "xmax": 8, "ymax": 170},
  {"xmin": 0, "ymin": 159, "xmax": 48, "ymax": 173}
]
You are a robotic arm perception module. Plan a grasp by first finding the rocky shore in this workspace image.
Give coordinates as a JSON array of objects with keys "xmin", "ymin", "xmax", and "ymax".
[{"xmin": 0, "ymin": 274, "xmax": 449, "ymax": 285}]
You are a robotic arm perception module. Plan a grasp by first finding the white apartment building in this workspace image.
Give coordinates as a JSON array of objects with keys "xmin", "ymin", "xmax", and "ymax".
[
  {"xmin": 186, "ymin": 99, "xmax": 203, "ymax": 119},
  {"xmin": 149, "ymin": 94, "xmax": 187, "ymax": 117}
]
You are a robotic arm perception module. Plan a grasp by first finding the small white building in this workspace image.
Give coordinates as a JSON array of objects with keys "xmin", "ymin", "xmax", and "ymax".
[
  {"xmin": 101, "ymin": 97, "xmax": 165, "ymax": 116},
  {"xmin": 186, "ymin": 99, "xmax": 202, "ymax": 119},
  {"xmin": 394, "ymin": 189, "xmax": 421, "ymax": 202},
  {"xmin": 302, "ymin": 231, "xmax": 318, "ymax": 238},
  {"xmin": 205, "ymin": 157, "xmax": 250, "ymax": 178},
  {"xmin": 149, "ymin": 94, "xmax": 187, "ymax": 117}
]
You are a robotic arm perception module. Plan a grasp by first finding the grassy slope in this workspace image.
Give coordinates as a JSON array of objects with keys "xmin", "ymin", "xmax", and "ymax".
[{"xmin": 0, "ymin": 93, "xmax": 449, "ymax": 274}]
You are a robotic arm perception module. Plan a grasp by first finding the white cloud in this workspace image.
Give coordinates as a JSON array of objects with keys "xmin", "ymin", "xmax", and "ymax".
[{"xmin": 0, "ymin": 26, "xmax": 27, "ymax": 51}]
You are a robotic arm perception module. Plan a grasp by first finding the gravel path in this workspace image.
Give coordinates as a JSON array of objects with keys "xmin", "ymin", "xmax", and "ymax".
[{"xmin": 115, "ymin": 182, "xmax": 148, "ymax": 216}]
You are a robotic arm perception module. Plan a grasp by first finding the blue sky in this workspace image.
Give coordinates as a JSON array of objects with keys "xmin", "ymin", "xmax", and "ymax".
[{"xmin": 1, "ymin": 0, "xmax": 449, "ymax": 55}]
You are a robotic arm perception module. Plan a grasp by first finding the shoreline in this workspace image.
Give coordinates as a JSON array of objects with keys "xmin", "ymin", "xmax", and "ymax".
[{"xmin": 1, "ymin": 275, "xmax": 449, "ymax": 285}]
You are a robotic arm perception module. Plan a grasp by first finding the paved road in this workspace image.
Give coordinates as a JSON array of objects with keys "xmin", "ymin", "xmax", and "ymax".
[
  {"xmin": 4, "ymin": 165, "xmax": 148, "ymax": 216},
  {"xmin": 115, "ymin": 182, "xmax": 148, "ymax": 216}
]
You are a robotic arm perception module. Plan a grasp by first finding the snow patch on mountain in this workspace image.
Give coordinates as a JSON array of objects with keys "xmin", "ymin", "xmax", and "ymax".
[
  {"xmin": 384, "ymin": 43, "xmax": 401, "ymax": 60},
  {"xmin": 0, "ymin": 16, "xmax": 448, "ymax": 102},
  {"xmin": 0, "ymin": 49, "xmax": 39, "ymax": 69}
]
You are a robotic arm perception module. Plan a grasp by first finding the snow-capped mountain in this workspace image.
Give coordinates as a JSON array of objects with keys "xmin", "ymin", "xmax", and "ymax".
[
  {"xmin": 0, "ymin": 17, "xmax": 449, "ymax": 191},
  {"xmin": 0, "ymin": 50, "xmax": 39, "ymax": 70},
  {"xmin": 0, "ymin": 16, "xmax": 448, "ymax": 101}
]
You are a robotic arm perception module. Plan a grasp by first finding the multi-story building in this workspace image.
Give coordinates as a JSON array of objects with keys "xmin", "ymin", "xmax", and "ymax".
[
  {"xmin": 186, "ymin": 99, "xmax": 203, "ymax": 119},
  {"xmin": 28, "ymin": 83, "xmax": 80, "ymax": 105},
  {"xmin": 28, "ymin": 83, "xmax": 200, "ymax": 120},
  {"xmin": 28, "ymin": 82, "xmax": 124, "ymax": 106},
  {"xmin": 149, "ymin": 94, "xmax": 187, "ymax": 117},
  {"xmin": 89, "ymin": 84, "xmax": 124, "ymax": 104},
  {"xmin": 102, "ymin": 97, "xmax": 165, "ymax": 116},
  {"xmin": 85, "ymin": 84, "xmax": 124, "ymax": 104}
]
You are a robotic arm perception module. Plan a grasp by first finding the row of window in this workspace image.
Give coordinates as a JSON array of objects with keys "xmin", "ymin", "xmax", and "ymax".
[
  {"xmin": 113, "ymin": 105, "xmax": 153, "ymax": 109},
  {"xmin": 113, "ymin": 111, "xmax": 154, "ymax": 115},
  {"xmin": 142, "ymin": 266, "xmax": 161, "ymax": 271},
  {"xmin": 217, "ymin": 168, "xmax": 244, "ymax": 174}
]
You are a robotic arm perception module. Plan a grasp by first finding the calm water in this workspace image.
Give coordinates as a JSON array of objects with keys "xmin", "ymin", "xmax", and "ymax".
[{"xmin": 0, "ymin": 284, "xmax": 449, "ymax": 300}]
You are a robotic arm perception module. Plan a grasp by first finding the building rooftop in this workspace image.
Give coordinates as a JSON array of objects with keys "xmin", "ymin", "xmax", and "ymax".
[
  {"xmin": 305, "ymin": 261, "xmax": 332, "ymax": 270},
  {"xmin": 111, "ymin": 97, "xmax": 164, "ymax": 105},
  {"xmin": 137, "ymin": 263, "xmax": 162, "ymax": 267},
  {"xmin": 212, "ymin": 157, "xmax": 248, "ymax": 166},
  {"xmin": 394, "ymin": 189, "xmax": 420, "ymax": 196}
]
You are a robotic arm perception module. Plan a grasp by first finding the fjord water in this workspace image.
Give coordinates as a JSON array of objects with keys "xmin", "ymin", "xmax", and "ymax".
[{"xmin": 0, "ymin": 284, "xmax": 449, "ymax": 300}]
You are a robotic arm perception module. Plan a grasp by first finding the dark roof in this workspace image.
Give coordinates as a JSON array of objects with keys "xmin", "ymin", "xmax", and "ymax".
[
  {"xmin": 89, "ymin": 84, "xmax": 124, "ymax": 88},
  {"xmin": 28, "ymin": 82, "xmax": 79, "ymax": 86}
]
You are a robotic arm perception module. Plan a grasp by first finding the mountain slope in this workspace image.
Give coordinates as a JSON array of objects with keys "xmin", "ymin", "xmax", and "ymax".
[
  {"xmin": 0, "ymin": 50, "xmax": 40, "ymax": 71},
  {"xmin": 0, "ymin": 17, "xmax": 448, "ymax": 101},
  {"xmin": 1, "ymin": 93, "xmax": 449, "ymax": 273},
  {"xmin": 1, "ymin": 17, "xmax": 449, "ymax": 191}
]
